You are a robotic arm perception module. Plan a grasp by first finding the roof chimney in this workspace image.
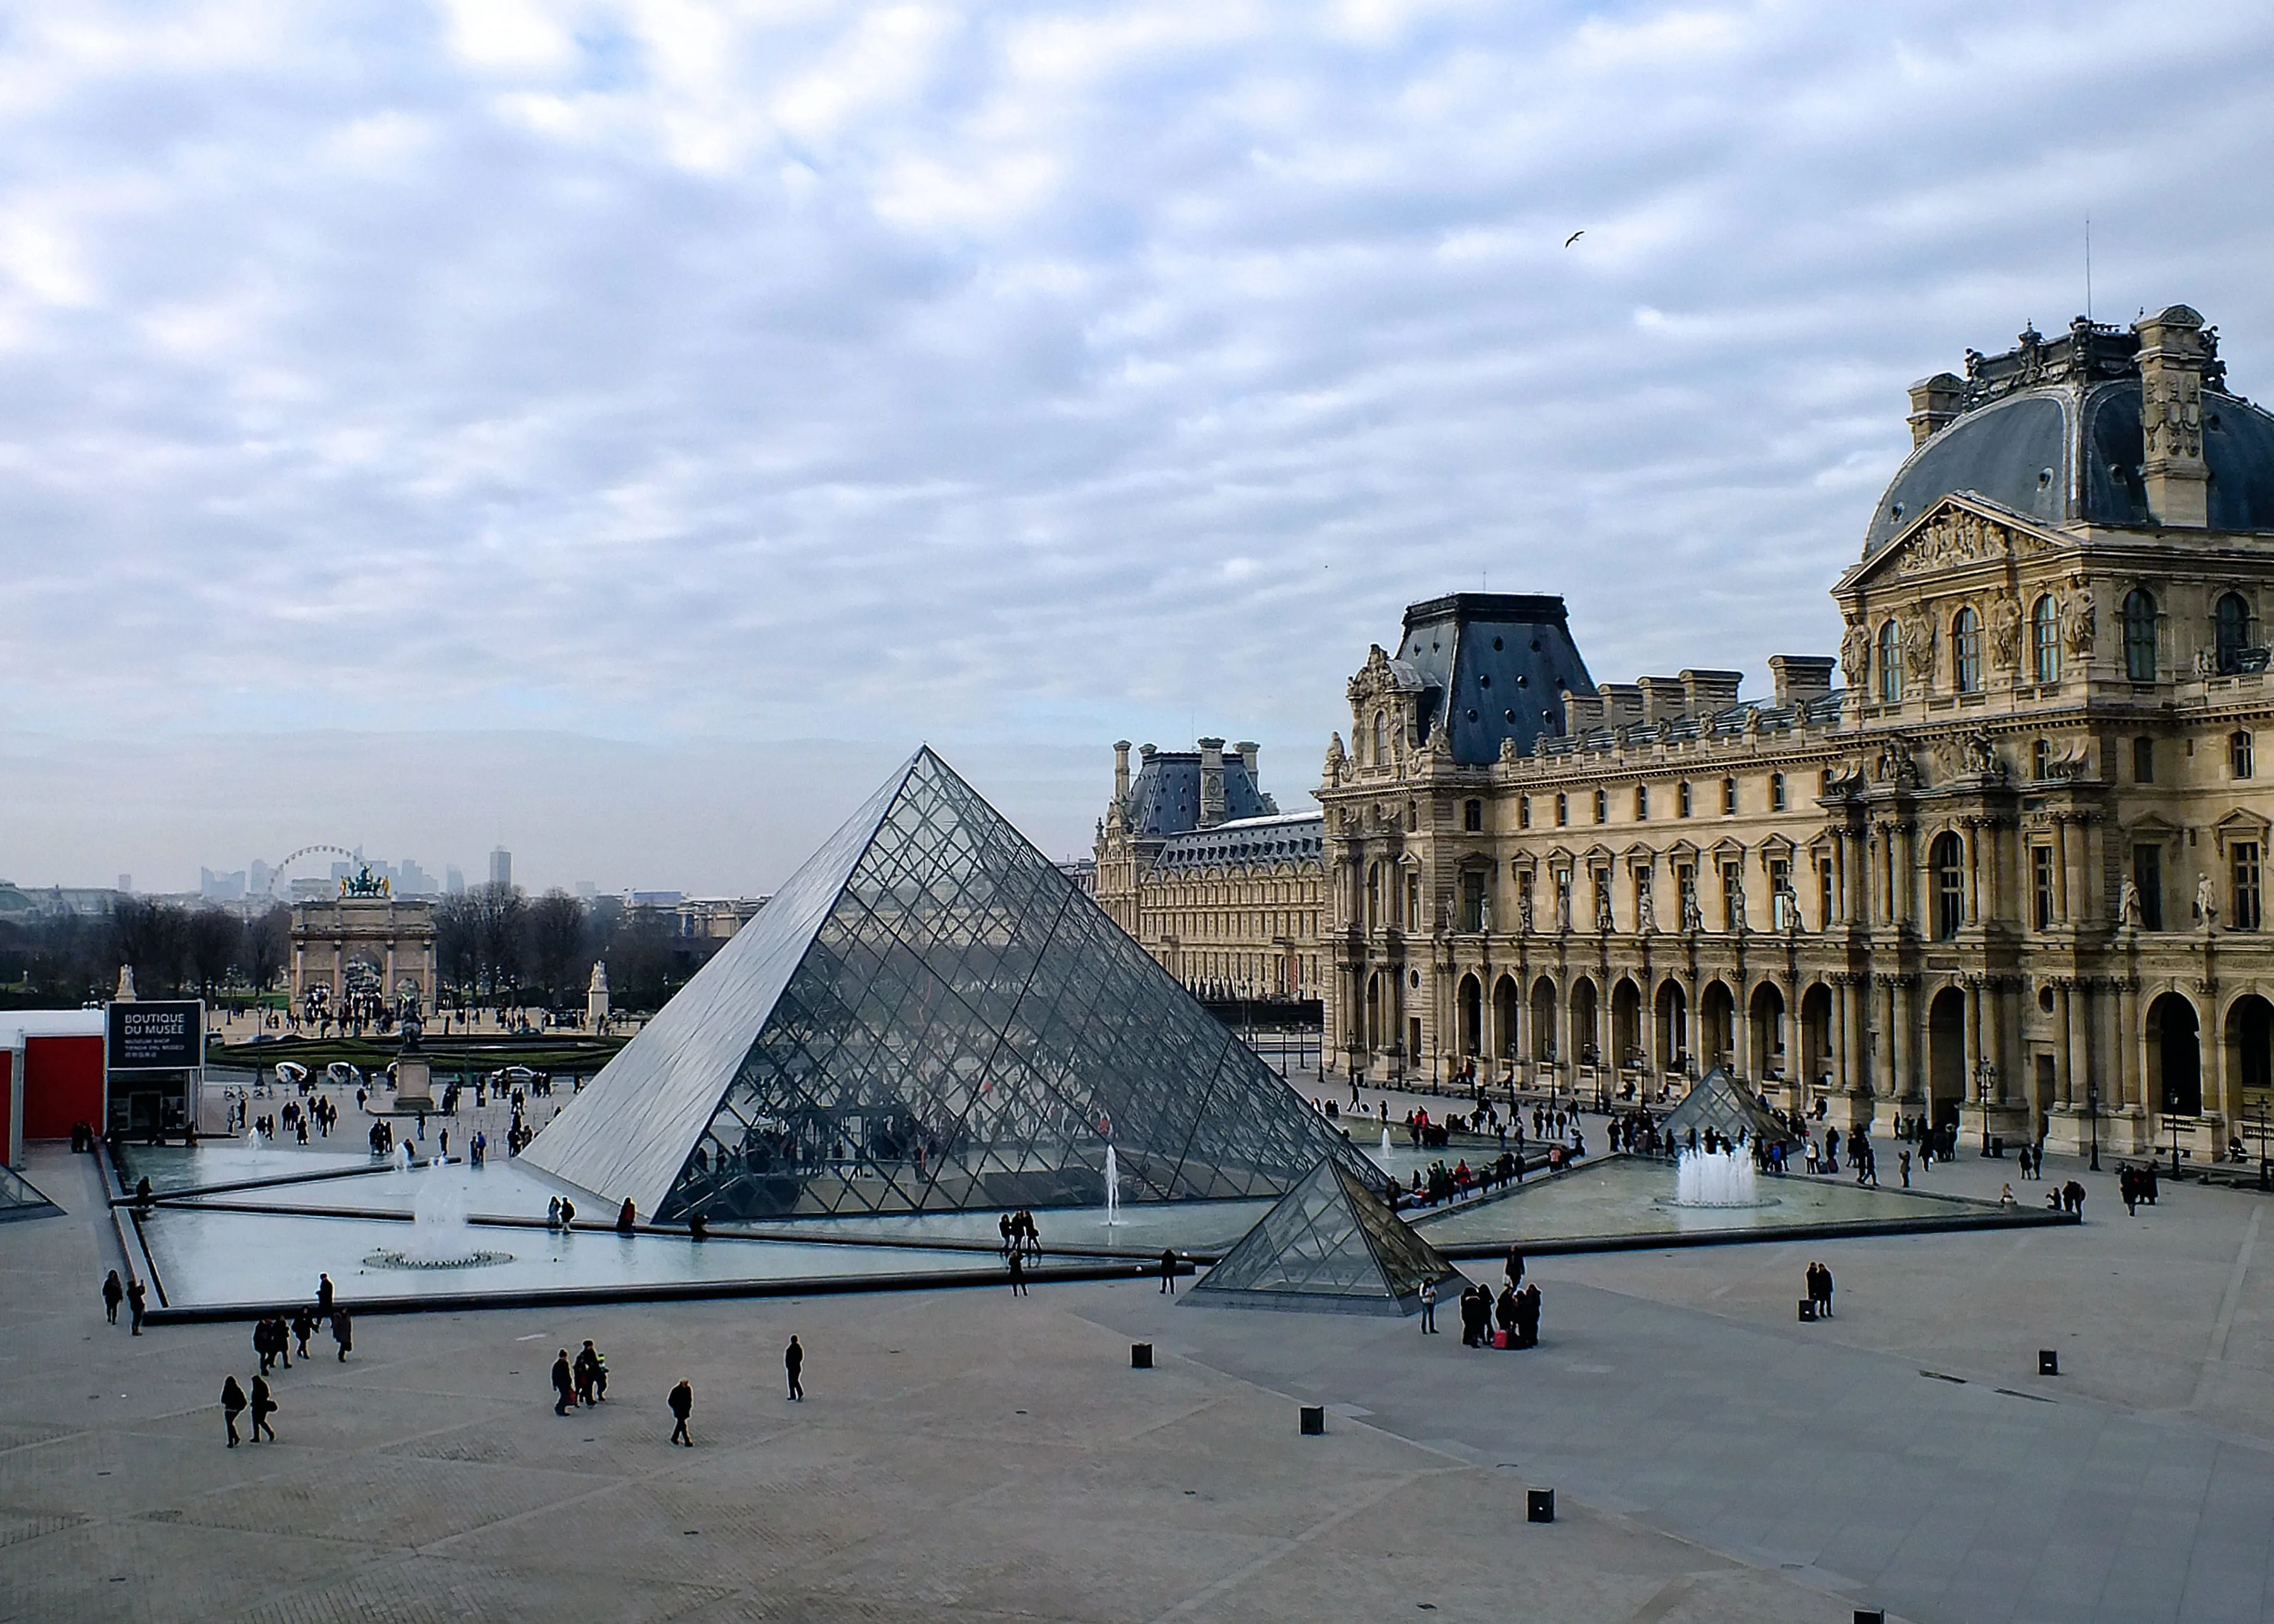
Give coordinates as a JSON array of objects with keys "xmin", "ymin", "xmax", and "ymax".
[
  {"xmin": 1768, "ymin": 655, "xmax": 1836, "ymax": 710},
  {"xmin": 1113, "ymin": 740, "xmax": 1132, "ymax": 804},
  {"xmin": 1235, "ymin": 741, "xmax": 1260, "ymax": 799},
  {"xmin": 1680, "ymin": 669, "xmax": 1743, "ymax": 716},
  {"xmin": 1637, "ymin": 676, "xmax": 1686, "ymax": 725},
  {"xmin": 2134, "ymin": 304, "xmax": 2211, "ymax": 527},
  {"xmin": 1197, "ymin": 738, "xmax": 1226, "ymax": 828},
  {"xmin": 1907, "ymin": 372, "xmax": 1964, "ymax": 447}
]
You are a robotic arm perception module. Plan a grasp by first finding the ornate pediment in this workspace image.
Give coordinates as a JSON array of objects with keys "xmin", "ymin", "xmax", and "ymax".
[
  {"xmin": 1346, "ymin": 644, "xmax": 1427, "ymax": 705},
  {"xmin": 1843, "ymin": 494, "xmax": 2070, "ymax": 592}
]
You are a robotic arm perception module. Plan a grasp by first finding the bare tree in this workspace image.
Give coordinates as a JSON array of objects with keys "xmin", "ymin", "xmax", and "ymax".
[
  {"xmin": 470, "ymin": 882, "xmax": 527, "ymax": 1003},
  {"xmin": 186, "ymin": 908, "xmax": 244, "ymax": 995},
  {"xmin": 244, "ymin": 905, "xmax": 291, "ymax": 994},
  {"xmin": 526, "ymin": 890, "xmax": 587, "ymax": 1006},
  {"xmin": 112, "ymin": 898, "xmax": 191, "ymax": 996}
]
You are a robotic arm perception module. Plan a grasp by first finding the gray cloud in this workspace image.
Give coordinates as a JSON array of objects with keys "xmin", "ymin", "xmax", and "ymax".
[{"xmin": 3, "ymin": 0, "xmax": 2271, "ymax": 889}]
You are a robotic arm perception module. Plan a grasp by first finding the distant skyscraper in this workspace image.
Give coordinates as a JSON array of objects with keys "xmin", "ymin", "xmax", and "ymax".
[
  {"xmin": 248, "ymin": 859, "xmax": 275, "ymax": 897},
  {"xmin": 117, "ymin": 874, "xmax": 132, "ymax": 894},
  {"xmin": 489, "ymin": 847, "xmax": 512, "ymax": 889},
  {"xmin": 445, "ymin": 866, "xmax": 465, "ymax": 895},
  {"xmin": 575, "ymin": 880, "xmax": 598, "ymax": 899},
  {"xmin": 397, "ymin": 859, "xmax": 436, "ymax": 895}
]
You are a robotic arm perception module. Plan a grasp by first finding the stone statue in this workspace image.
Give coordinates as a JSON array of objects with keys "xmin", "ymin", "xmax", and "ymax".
[
  {"xmin": 2118, "ymin": 877, "xmax": 2143, "ymax": 928},
  {"xmin": 2198, "ymin": 872, "xmax": 2220, "ymax": 930},
  {"xmin": 1727, "ymin": 873, "xmax": 1749, "ymax": 933},
  {"xmin": 114, "ymin": 964, "xmax": 136, "ymax": 1002},
  {"xmin": 1517, "ymin": 885, "xmax": 1534, "ymax": 934},
  {"xmin": 1962, "ymin": 728, "xmax": 2000, "ymax": 779},
  {"xmin": 1637, "ymin": 880, "xmax": 1658, "ymax": 934},
  {"xmin": 1594, "ymin": 884, "xmax": 1614, "ymax": 933},
  {"xmin": 1681, "ymin": 886, "xmax": 1703, "ymax": 934},
  {"xmin": 1554, "ymin": 879, "xmax": 1572, "ymax": 934},
  {"xmin": 1324, "ymin": 732, "xmax": 1347, "ymax": 786},
  {"xmin": 1774, "ymin": 882, "xmax": 1800, "ymax": 934},
  {"xmin": 1840, "ymin": 619, "xmax": 1871, "ymax": 689},
  {"xmin": 1989, "ymin": 594, "xmax": 2024, "ymax": 667},
  {"xmin": 2061, "ymin": 587, "xmax": 2097, "ymax": 657}
]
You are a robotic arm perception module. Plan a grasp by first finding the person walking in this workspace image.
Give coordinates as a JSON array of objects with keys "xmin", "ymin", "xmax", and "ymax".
[
  {"xmin": 667, "ymin": 1379, "xmax": 694, "ymax": 1446},
  {"xmin": 221, "ymin": 1375, "xmax": 247, "ymax": 1446},
  {"xmin": 552, "ymin": 1349, "xmax": 577, "ymax": 1416},
  {"xmin": 127, "ymin": 1279, "xmax": 146, "ymax": 1334},
  {"xmin": 291, "ymin": 1308, "xmax": 315, "ymax": 1361},
  {"xmin": 254, "ymin": 1319, "xmax": 274, "ymax": 1376},
  {"xmin": 1158, "ymin": 1248, "xmax": 1177, "ymax": 1295},
  {"xmin": 1419, "ymin": 1279, "xmax": 1438, "ymax": 1334},
  {"xmin": 102, "ymin": 1270, "xmax": 124, "ymax": 1325},
  {"xmin": 330, "ymin": 1309, "xmax": 353, "ymax": 1361},
  {"xmin": 1899, "ymin": 1149, "xmax": 1912, "ymax": 1188},
  {"xmin": 1007, "ymin": 1249, "xmax": 1028, "ymax": 1297},
  {"xmin": 249, "ymin": 1375, "xmax": 278, "ymax": 1443},
  {"xmin": 317, "ymin": 1273, "xmax": 334, "ymax": 1314},
  {"xmin": 573, "ymin": 1343, "xmax": 598, "ymax": 1407},
  {"xmin": 785, "ymin": 1335, "xmax": 804, "ymax": 1401},
  {"xmin": 1504, "ymin": 1246, "xmax": 1525, "ymax": 1291}
]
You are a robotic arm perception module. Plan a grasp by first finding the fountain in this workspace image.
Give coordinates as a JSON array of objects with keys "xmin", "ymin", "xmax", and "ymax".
[
  {"xmin": 1104, "ymin": 1144, "xmax": 1122, "ymax": 1226},
  {"xmin": 1380, "ymin": 1127, "xmax": 1393, "ymax": 1156},
  {"xmin": 245, "ymin": 1127, "xmax": 264, "ymax": 1155},
  {"xmin": 365, "ymin": 1161, "xmax": 512, "ymax": 1271},
  {"xmin": 1672, "ymin": 1148, "xmax": 1766, "ymax": 1208},
  {"xmin": 393, "ymin": 1141, "xmax": 413, "ymax": 1173}
]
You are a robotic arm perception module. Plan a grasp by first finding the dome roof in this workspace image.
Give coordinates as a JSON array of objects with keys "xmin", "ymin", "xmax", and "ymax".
[{"xmin": 1863, "ymin": 314, "xmax": 2274, "ymax": 555}]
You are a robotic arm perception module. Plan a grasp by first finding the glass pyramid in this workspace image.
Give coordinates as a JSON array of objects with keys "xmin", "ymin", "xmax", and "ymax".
[
  {"xmin": 526, "ymin": 748, "xmax": 1370, "ymax": 1223},
  {"xmin": 1190, "ymin": 1157, "xmax": 1467, "ymax": 1316},
  {"xmin": 1661, "ymin": 1066, "xmax": 1794, "ymax": 1149}
]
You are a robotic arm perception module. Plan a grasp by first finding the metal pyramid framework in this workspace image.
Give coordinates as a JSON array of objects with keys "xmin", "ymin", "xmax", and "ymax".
[
  {"xmin": 1190, "ymin": 1157, "xmax": 1468, "ymax": 1316},
  {"xmin": 526, "ymin": 747, "xmax": 1369, "ymax": 1223},
  {"xmin": 1661, "ymin": 1066, "xmax": 1794, "ymax": 1149}
]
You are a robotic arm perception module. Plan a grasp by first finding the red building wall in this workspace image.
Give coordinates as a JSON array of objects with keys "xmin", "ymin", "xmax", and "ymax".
[
  {"xmin": 0, "ymin": 1050, "xmax": 14, "ymax": 1163},
  {"xmin": 23, "ymin": 1035, "xmax": 104, "ymax": 1139}
]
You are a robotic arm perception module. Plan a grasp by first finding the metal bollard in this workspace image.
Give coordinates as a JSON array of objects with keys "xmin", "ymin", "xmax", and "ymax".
[
  {"xmin": 1299, "ymin": 1405, "xmax": 1325, "ymax": 1436},
  {"xmin": 2038, "ymin": 1349, "xmax": 2059, "ymax": 1376},
  {"xmin": 1131, "ymin": 1342, "xmax": 1153, "ymax": 1369},
  {"xmin": 1527, "ymin": 1488, "xmax": 1554, "ymax": 1523},
  {"xmin": 1797, "ymin": 1299, "xmax": 1817, "ymax": 1321}
]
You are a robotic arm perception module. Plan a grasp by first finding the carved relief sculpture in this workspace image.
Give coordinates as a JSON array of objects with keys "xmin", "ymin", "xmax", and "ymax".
[
  {"xmin": 2061, "ymin": 586, "xmax": 2097, "ymax": 657},
  {"xmin": 1636, "ymin": 875, "xmax": 1657, "ymax": 934},
  {"xmin": 2118, "ymin": 877, "xmax": 2143, "ymax": 928}
]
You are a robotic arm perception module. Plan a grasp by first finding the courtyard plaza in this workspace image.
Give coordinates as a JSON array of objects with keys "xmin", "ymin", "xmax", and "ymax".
[{"xmin": 4, "ymin": 1128, "xmax": 2273, "ymax": 1623}]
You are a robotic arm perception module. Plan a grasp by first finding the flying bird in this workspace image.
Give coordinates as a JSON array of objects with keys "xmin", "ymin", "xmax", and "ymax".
[{"xmin": 1563, "ymin": 230, "xmax": 1585, "ymax": 248}]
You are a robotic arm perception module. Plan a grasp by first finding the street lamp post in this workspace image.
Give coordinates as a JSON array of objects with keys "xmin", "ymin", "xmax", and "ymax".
[
  {"xmin": 2087, "ymin": 1079, "xmax": 2100, "ymax": 1173},
  {"xmin": 2169, "ymin": 1101, "xmax": 2185, "ymax": 1182},
  {"xmin": 1976, "ymin": 1059, "xmax": 1997, "ymax": 1156}
]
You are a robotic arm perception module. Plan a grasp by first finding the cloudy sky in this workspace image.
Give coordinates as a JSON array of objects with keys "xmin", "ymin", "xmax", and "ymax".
[{"xmin": 4, "ymin": 0, "xmax": 2272, "ymax": 894}]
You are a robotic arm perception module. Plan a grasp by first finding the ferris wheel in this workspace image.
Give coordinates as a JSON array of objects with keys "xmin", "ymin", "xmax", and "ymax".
[{"xmin": 263, "ymin": 845, "xmax": 358, "ymax": 897}]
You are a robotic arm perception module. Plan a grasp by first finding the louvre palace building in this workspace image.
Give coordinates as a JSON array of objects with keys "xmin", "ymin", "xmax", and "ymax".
[{"xmin": 1111, "ymin": 303, "xmax": 2274, "ymax": 1162}]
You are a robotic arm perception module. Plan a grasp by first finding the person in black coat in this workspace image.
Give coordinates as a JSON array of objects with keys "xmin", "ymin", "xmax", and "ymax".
[
  {"xmin": 668, "ymin": 1379, "xmax": 693, "ymax": 1445},
  {"xmin": 249, "ymin": 1375, "xmax": 278, "ymax": 1442},
  {"xmin": 551, "ymin": 1350, "xmax": 577, "ymax": 1416},
  {"xmin": 221, "ymin": 1376, "xmax": 247, "ymax": 1446},
  {"xmin": 126, "ymin": 1279, "xmax": 146, "ymax": 1335},
  {"xmin": 102, "ymin": 1271, "xmax": 124, "ymax": 1324},
  {"xmin": 317, "ymin": 1274, "xmax": 335, "ymax": 1313},
  {"xmin": 330, "ymin": 1309, "xmax": 353, "ymax": 1361},
  {"xmin": 1513, "ymin": 1284, "xmax": 1541, "ymax": 1349},
  {"xmin": 785, "ymin": 1335, "xmax": 804, "ymax": 1401}
]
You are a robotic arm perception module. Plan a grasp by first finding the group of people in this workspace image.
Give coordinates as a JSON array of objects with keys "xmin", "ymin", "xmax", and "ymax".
[
  {"xmin": 550, "ymin": 1340, "xmax": 612, "ymax": 1412},
  {"xmin": 1803, "ymin": 1260, "xmax": 1835, "ymax": 1317},
  {"xmin": 1392, "ymin": 1150, "xmax": 1526, "ymax": 1211},
  {"xmin": 366, "ymin": 1118, "xmax": 400, "ymax": 1158},
  {"xmin": 1450, "ymin": 1279, "xmax": 1540, "ymax": 1348},
  {"xmin": 545, "ymin": 1195, "xmax": 581, "ymax": 1230},
  {"xmin": 2118, "ymin": 1161, "xmax": 2162, "ymax": 1213},
  {"xmin": 213, "ymin": 1275, "xmax": 352, "ymax": 1446},
  {"xmin": 998, "ymin": 1210, "xmax": 1043, "ymax": 1257},
  {"xmin": 98, "ymin": 1269, "xmax": 147, "ymax": 1334}
]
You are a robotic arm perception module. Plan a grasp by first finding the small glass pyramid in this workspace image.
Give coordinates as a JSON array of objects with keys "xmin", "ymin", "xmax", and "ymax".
[
  {"xmin": 1660, "ymin": 1066, "xmax": 1794, "ymax": 1149},
  {"xmin": 1190, "ymin": 1157, "xmax": 1468, "ymax": 1315},
  {"xmin": 528, "ymin": 747, "xmax": 1369, "ymax": 1222}
]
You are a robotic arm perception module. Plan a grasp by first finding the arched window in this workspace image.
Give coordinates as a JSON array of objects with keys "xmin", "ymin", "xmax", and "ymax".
[
  {"xmin": 1931, "ymin": 832, "xmax": 1965, "ymax": 941},
  {"xmin": 1593, "ymin": 788, "xmax": 1608, "ymax": 824},
  {"xmin": 1554, "ymin": 792, "xmax": 1568, "ymax": 827},
  {"xmin": 2217, "ymin": 591, "xmax": 2252, "ymax": 674},
  {"xmin": 1634, "ymin": 785, "xmax": 1650, "ymax": 821},
  {"xmin": 2032, "ymin": 594, "xmax": 2060, "ymax": 684},
  {"xmin": 1372, "ymin": 710, "xmax": 1389, "ymax": 764},
  {"xmin": 1518, "ymin": 795, "xmax": 1531, "ymax": 829},
  {"xmin": 1878, "ymin": 621, "xmax": 1903, "ymax": 703},
  {"xmin": 2123, "ymin": 588, "xmax": 2158, "ymax": 681},
  {"xmin": 1769, "ymin": 772, "xmax": 1787, "ymax": 811},
  {"xmin": 1952, "ymin": 606, "xmax": 1982, "ymax": 693},
  {"xmin": 1721, "ymin": 777, "xmax": 1737, "ymax": 816},
  {"xmin": 1678, "ymin": 781, "xmax": 1692, "ymax": 818}
]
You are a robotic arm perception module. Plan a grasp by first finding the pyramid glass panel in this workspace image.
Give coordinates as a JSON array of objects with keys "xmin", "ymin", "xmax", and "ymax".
[
  {"xmin": 1661, "ymin": 1067, "xmax": 1795, "ymax": 1150},
  {"xmin": 525, "ymin": 747, "xmax": 1371, "ymax": 1223},
  {"xmin": 1191, "ymin": 1158, "xmax": 1467, "ymax": 1315}
]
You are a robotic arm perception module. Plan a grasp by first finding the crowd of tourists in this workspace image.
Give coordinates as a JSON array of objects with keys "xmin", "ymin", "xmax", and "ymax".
[{"xmin": 201, "ymin": 1274, "xmax": 352, "ymax": 1446}]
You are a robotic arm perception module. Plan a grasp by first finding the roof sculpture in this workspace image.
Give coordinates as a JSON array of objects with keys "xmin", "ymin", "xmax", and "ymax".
[
  {"xmin": 1660, "ymin": 1066, "xmax": 1793, "ymax": 1149},
  {"xmin": 1189, "ymin": 1157, "xmax": 1469, "ymax": 1316},
  {"xmin": 525, "ymin": 747, "xmax": 1369, "ymax": 1223}
]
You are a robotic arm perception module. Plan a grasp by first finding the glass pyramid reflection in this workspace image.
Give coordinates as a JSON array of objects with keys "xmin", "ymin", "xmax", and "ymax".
[
  {"xmin": 526, "ymin": 747, "xmax": 1371, "ymax": 1223},
  {"xmin": 1190, "ymin": 1157, "xmax": 1467, "ymax": 1316},
  {"xmin": 1660, "ymin": 1066, "xmax": 1793, "ymax": 1149}
]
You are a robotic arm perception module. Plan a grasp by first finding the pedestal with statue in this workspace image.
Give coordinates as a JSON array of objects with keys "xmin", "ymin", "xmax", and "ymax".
[
  {"xmin": 586, "ymin": 961, "xmax": 611, "ymax": 1029},
  {"xmin": 393, "ymin": 1011, "xmax": 433, "ymax": 1111}
]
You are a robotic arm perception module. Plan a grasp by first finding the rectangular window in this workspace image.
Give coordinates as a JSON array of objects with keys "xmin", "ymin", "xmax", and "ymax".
[
  {"xmin": 1635, "ymin": 785, "xmax": 1650, "ymax": 821},
  {"xmin": 1818, "ymin": 860, "xmax": 1835, "ymax": 929},
  {"xmin": 1721, "ymin": 777, "xmax": 1738, "ymax": 815},
  {"xmin": 1459, "ymin": 870, "xmax": 1485, "ymax": 932},
  {"xmin": 1721, "ymin": 860, "xmax": 1743, "ymax": 931},
  {"xmin": 1464, "ymin": 797, "xmax": 1483, "ymax": 832},
  {"xmin": 2134, "ymin": 736, "xmax": 2155, "ymax": 783},
  {"xmin": 1593, "ymin": 788, "xmax": 1607, "ymax": 824},
  {"xmin": 1770, "ymin": 773, "xmax": 1787, "ymax": 811},
  {"xmin": 2132, "ymin": 845, "xmax": 2163, "ymax": 931},
  {"xmin": 1518, "ymin": 795, "xmax": 1531, "ymax": 829},
  {"xmin": 2236, "ymin": 842, "xmax": 2263, "ymax": 932},
  {"xmin": 1405, "ymin": 872, "xmax": 1420, "ymax": 933},
  {"xmin": 2032, "ymin": 845, "xmax": 2056, "ymax": 931},
  {"xmin": 2234, "ymin": 731, "xmax": 2256, "ymax": 780},
  {"xmin": 1554, "ymin": 793, "xmax": 1568, "ymax": 827},
  {"xmin": 1678, "ymin": 782, "xmax": 1693, "ymax": 818},
  {"xmin": 2032, "ymin": 739, "xmax": 2050, "ymax": 781},
  {"xmin": 1676, "ymin": 865, "xmax": 1697, "ymax": 927}
]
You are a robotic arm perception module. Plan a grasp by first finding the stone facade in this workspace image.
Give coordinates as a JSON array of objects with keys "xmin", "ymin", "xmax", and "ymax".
[
  {"xmin": 1319, "ymin": 306, "xmax": 2274, "ymax": 1165},
  {"xmin": 1094, "ymin": 739, "xmax": 1326, "ymax": 999}
]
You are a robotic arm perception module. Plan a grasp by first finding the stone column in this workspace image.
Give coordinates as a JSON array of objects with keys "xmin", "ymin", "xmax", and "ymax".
[
  {"xmin": 1840, "ymin": 830, "xmax": 1862, "ymax": 926},
  {"xmin": 1829, "ymin": 975, "xmax": 1850, "ymax": 1096},
  {"xmin": 2053, "ymin": 818, "xmax": 2073, "ymax": 924},
  {"xmin": 2116, "ymin": 977, "xmax": 2140, "ymax": 1112},
  {"xmin": 1965, "ymin": 821, "xmax": 1983, "ymax": 926},
  {"xmin": 1879, "ymin": 975, "xmax": 1900, "ymax": 1100}
]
